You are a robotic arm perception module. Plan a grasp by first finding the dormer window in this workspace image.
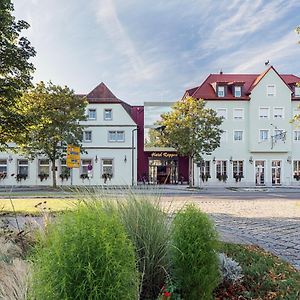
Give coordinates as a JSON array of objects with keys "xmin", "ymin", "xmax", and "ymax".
[
  {"xmin": 295, "ymin": 86, "xmax": 300, "ymax": 97},
  {"xmin": 234, "ymin": 86, "xmax": 242, "ymax": 97},
  {"xmin": 217, "ymin": 86, "xmax": 225, "ymax": 97}
]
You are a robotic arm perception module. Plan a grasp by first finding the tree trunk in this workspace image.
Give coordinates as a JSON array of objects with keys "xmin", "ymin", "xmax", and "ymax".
[
  {"xmin": 188, "ymin": 156, "xmax": 194, "ymax": 187},
  {"xmin": 52, "ymin": 159, "xmax": 57, "ymax": 188}
]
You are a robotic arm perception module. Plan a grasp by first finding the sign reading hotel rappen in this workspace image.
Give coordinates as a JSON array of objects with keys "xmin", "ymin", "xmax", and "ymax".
[
  {"xmin": 66, "ymin": 145, "xmax": 80, "ymax": 168},
  {"xmin": 151, "ymin": 152, "xmax": 177, "ymax": 159}
]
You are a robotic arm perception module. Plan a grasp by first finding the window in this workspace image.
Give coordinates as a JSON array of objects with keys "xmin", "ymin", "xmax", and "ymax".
[
  {"xmin": 294, "ymin": 161, "xmax": 300, "ymax": 178},
  {"xmin": 217, "ymin": 86, "xmax": 225, "ymax": 97},
  {"xmin": 38, "ymin": 159, "xmax": 50, "ymax": 176},
  {"xmin": 216, "ymin": 108, "xmax": 227, "ymax": 119},
  {"xmin": 17, "ymin": 159, "xmax": 29, "ymax": 176},
  {"xmin": 233, "ymin": 130, "xmax": 243, "ymax": 141},
  {"xmin": 81, "ymin": 159, "xmax": 92, "ymax": 175},
  {"xmin": 294, "ymin": 131, "xmax": 300, "ymax": 141},
  {"xmin": 233, "ymin": 108, "xmax": 244, "ymax": 120},
  {"xmin": 220, "ymin": 130, "xmax": 227, "ymax": 143},
  {"xmin": 102, "ymin": 159, "xmax": 113, "ymax": 177},
  {"xmin": 295, "ymin": 87, "xmax": 300, "ymax": 97},
  {"xmin": 108, "ymin": 131, "xmax": 125, "ymax": 142},
  {"xmin": 199, "ymin": 161, "xmax": 210, "ymax": 178},
  {"xmin": 260, "ymin": 130, "xmax": 269, "ymax": 141},
  {"xmin": 234, "ymin": 86, "xmax": 242, "ymax": 97},
  {"xmin": 233, "ymin": 161, "xmax": 244, "ymax": 178},
  {"xmin": 267, "ymin": 84, "xmax": 276, "ymax": 96},
  {"xmin": 216, "ymin": 161, "xmax": 227, "ymax": 179},
  {"xmin": 88, "ymin": 109, "xmax": 96, "ymax": 120},
  {"xmin": 60, "ymin": 159, "xmax": 70, "ymax": 179},
  {"xmin": 104, "ymin": 109, "xmax": 112, "ymax": 120},
  {"xmin": 83, "ymin": 131, "xmax": 92, "ymax": 142},
  {"xmin": 0, "ymin": 159, "xmax": 7, "ymax": 177},
  {"xmin": 273, "ymin": 107, "xmax": 284, "ymax": 119},
  {"xmin": 259, "ymin": 107, "xmax": 269, "ymax": 119}
]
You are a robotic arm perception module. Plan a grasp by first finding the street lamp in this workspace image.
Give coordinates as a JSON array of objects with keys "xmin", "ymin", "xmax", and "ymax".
[{"xmin": 131, "ymin": 127, "xmax": 138, "ymax": 186}]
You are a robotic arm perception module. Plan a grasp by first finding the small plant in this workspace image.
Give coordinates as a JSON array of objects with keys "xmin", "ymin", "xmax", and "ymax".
[
  {"xmin": 102, "ymin": 173, "xmax": 112, "ymax": 183},
  {"xmin": 294, "ymin": 174, "xmax": 300, "ymax": 181},
  {"xmin": 16, "ymin": 174, "xmax": 27, "ymax": 182},
  {"xmin": 80, "ymin": 173, "xmax": 89, "ymax": 180},
  {"xmin": 201, "ymin": 173, "xmax": 210, "ymax": 182},
  {"xmin": 171, "ymin": 204, "xmax": 219, "ymax": 300},
  {"xmin": 30, "ymin": 204, "xmax": 139, "ymax": 300},
  {"xmin": 218, "ymin": 252, "xmax": 243, "ymax": 285},
  {"xmin": 38, "ymin": 173, "xmax": 49, "ymax": 182},
  {"xmin": 217, "ymin": 173, "xmax": 227, "ymax": 182},
  {"xmin": 234, "ymin": 173, "xmax": 244, "ymax": 182},
  {"xmin": 59, "ymin": 169, "xmax": 70, "ymax": 181}
]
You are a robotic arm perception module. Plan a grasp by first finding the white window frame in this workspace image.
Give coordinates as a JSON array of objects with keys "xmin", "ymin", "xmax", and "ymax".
[
  {"xmin": 0, "ymin": 159, "xmax": 8, "ymax": 176},
  {"xmin": 267, "ymin": 84, "xmax": 276, "ymax": 96},
  {"xmin": 104, "ymin": 109, "xmax": 113, "ymax": 121},
  {"xmin": 234, "ymin": 86, "xmax": 242, "ymax": 97},
  {"xmin": 293, "ymin": 130, "xmax": 300, "ymax": 142},
  {"xmin": 259, "ymin": 107, "xmax": 270, "ymax": 119},
  {"xmin": 216, "ymin": 108, "xmax": 227, "ymax": 120},
  {"xmin": 273, "ymin": 129, "xmax": 284, "ymax": 142},
  {"xmin": 83, "ymin": 130, "xmax": 92, "ymax": 142},
  {"xmin": 17, "ymin": 159, "xmax": 29, "ymax": 177},
  {"xmin": 217, "ymin": 86, "xmax": 225, "ymax": 97},
  {"xmin": 233, "ymin": 160, "xmax": 244, "ymax": 178},
  {"xmin": 216, "ymin": 160, "xmax": 227, "ymax": 177},
  {"xmin": 87, "ymin": 108, "xmax": 97, "ymax": 120},
  {"xmin": 233, "ymin": 108, "xmax": 244, "ymax": 120},
  {"xmin": 81, "ymin": 159, "xmax": 93, "ymax": 176},
  {"xmin": 101, "ymin": 158, "xmax": 114, "ymax": 178},
  {"xmin": 293, "ymin": 160, "xmax": 300, "ymax": 178},
  {"xmin": 273, "ymin": 107, "xmax": 284, "ymax": 119},
  {"xmin": 220, "ymin": 130, "xmax": 227, "ymax": 143},
  {"xmin": 233, "ymin": 130, "xmax": 243, "ymax": 142},
  {"xmin": 108, "ymin": 130, "xmax": 125, "ymax": 142},
  {"xmin": 295, "ymin": 87, "xmax": 300, "ymax": 97},
  {"xmin": 38, "ymin": 159, "xmax": 50, "ymax": 176},
  {"xmin": 259, "ymin": 129, "xmax": 269, "ymax": 142}
]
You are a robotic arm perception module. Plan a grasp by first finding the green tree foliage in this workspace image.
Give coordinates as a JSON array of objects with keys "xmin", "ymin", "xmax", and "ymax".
[
  {"xmin": 0, "ymin": 0, "xmax": 36, "ymax": 148},
  {"xmin": 296, "ymin": 26, "xmax": 300, "ymax": 42},
  {"xmin": 171, "ymin": 204, "xmax": 220, "ymax": 300},
  {"xmin": 158, "ymin": 97, "xmax": 223, "ymax": 186},
  {"xmin": 18, "ymin": 82, "xmax": 87, "ymax": 187},
  {"xmin": 30, "ymin": 204, "xmax": 139, "ymax": 300}
]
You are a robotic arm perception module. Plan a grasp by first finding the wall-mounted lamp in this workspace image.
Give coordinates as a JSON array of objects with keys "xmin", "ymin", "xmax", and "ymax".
[
  {"xmin": 95, "ymin": 155, "xmax": 98, "ymax": 163},
  {"xmin": 229, "ymin": 156, "xmax": 233, "ymax": 164},
  {"xmin": 249, "ymin": 156, "xmax": 253, "ymax": 164},
  {"xmin": 287, "ymin": 156, "xmax": 292, "ymax": 164},
  {"xmin": 124, "ymin": 155, "xmax": 127, "ymax": 163},
  {"xmin": 8, "ymin": 155, "xmax": 13, "ymax": 163},
  {"xmin": 212, "ymin": 157, "xmax": 216, "ymax": 164}
]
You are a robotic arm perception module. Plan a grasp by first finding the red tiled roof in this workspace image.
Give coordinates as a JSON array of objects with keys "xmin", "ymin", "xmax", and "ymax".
[{"xmin": 185, "ymin": 67, "xmax": 300, "ymax": 101}]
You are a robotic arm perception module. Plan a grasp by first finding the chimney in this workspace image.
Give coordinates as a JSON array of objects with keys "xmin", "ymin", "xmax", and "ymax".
[{"xmin": 220, "ymin": 69, "xmax": 223, "ymax": 75}]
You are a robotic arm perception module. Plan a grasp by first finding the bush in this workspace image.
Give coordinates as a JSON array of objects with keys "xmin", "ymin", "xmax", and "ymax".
[
  {"xmin": 30, "ymin": 204, "xmax": 139, "ymax": 300},
  {"xmin": 171, "ymin": 204, "xmax": 219, "ymax": 300},
  {"xmin": 218, "ymin": 252, "xmax": 243, "ymax": 285},
  {"xmin": 117, "ymin": 194, "xmax": 171, "ymax": 300}
]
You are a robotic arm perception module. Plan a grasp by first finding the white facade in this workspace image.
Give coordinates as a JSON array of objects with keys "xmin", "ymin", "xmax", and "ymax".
[
  {"xmin": 193, "ymin": 67, "xmax": 300, "ymax": 187},
  {"xmin": 0, "ymin": 85, "xmax": 138, "ymax": 187}
]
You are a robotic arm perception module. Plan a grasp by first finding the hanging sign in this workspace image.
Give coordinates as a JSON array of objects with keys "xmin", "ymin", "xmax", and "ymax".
[{"xmin": 151, "ymin": 152, "xmax": 177, "ymax": 158}]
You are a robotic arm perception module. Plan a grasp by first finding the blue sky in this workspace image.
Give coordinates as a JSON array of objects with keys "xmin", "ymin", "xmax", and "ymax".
[{"xmin": 14, "ymin": 0, "xmax": 300, "ymax": 105}]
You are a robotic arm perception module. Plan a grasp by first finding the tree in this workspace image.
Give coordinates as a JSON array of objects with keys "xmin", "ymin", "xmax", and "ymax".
[
  {"xmin": 0, "ymin": 0, "xmax": 36, "ymax": 149},
  {"xmin": 157, "ymin": 97, "xmax": 223, "ymax": 187},
  {"xmin": 17, "ymin": 82, "xmax": 88, "ymax": 187},
  {"xmin": 296, "ymin": 26, "xmax": 300, "ymax": 42}
]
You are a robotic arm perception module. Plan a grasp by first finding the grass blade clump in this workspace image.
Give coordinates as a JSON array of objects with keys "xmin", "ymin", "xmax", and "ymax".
[
  {"xmin": 171, "ymin": 204, "xmax": 219, "ymax": 300},
  {"xmin": 118, "ymin": 193, "xmax": 171, "ymax": 300},
  {"xmin": 30, "ymin": 203, "xmax": 139, "ymax": 300}
]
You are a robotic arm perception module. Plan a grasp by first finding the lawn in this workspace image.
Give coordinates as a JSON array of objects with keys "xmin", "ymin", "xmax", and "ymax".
[{"xmin": 0, "ymin": 198, "xmax": 76, "ymax": 213}]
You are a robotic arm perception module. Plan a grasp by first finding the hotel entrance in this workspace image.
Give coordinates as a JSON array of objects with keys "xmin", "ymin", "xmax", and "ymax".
[{"xmin": 149, "ymin": 158, "xmax": 178, "ymax": 184}]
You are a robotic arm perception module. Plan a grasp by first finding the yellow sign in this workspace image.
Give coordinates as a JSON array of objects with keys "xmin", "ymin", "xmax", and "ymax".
[
  {"xmin": 67, "ymin": 145, "xmax": 80, "ymax": 168},
  {"xmin": 151, "ymin": 152, "xmax": 177, "ymax": 159}
]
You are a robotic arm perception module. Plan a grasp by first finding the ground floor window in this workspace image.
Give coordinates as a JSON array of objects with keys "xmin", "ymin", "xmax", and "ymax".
[
  {"xmin": 216, "ymin": 160, "xmax": 227, "ymax": 182},
  {"xmin": 199, "ymin": 161, "xmax": 210, "ymax": 182},
  {"xmin": 149, "ymin": 158, "xmax": 178, "ymax": 184},
  {"xmin": 293, "ymin": 160, "xmax": 300, "ymax": 181},
  {"xmin": 38, "ymin": 159, "xmax": 50, "ymax": 181},
  {"xmin": 102, "ymin": 159, "xmax": 113, "ymax": 182},
  {"xmin": 233, "ymin": 160, "xmax": 244, "ymax": 181},
  {"xmin": 255, "ymin": 161, "xmax": 265, "ymax": 185},
  {"xmin": 0, "ymin": 159, "xmax": 7, "ymax": 179},
  {"xmin": 81, "ymin": 159, "xmax": 93, "ymax": 179},
  {"xmin": 60, "ymin": 159, "xmax": 70, "ymax": 181},
  {"xmin": 17, "ymin": 159, "xmax": 29, "ymax": 180}
]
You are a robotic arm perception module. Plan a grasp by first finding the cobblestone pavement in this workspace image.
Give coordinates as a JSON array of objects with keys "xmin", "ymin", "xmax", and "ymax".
[{"xmin": 162, "ymin": 196, "xmax": 300, "ymax": 270}]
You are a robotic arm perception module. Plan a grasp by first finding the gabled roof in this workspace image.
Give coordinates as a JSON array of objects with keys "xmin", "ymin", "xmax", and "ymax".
[
  {"xmin": 78, "ymin": 82, "xmax": 135, "ymax": 121},
  {"xmin": 184, "ymin": 66, "xmax": 300, "ymax": 101}
]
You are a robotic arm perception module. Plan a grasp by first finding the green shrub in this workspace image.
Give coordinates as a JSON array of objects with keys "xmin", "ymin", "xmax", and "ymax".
[
  {"xmin": 171, "ymin": 204, "xmax": 219, "ymax": 300},
  {"xmin": 30, "ymin": 204, "xmax": 139, "ymax": 300},
  {"xmin": 117, "ymin": 194, "xmax": 171, "ymax": 300}
]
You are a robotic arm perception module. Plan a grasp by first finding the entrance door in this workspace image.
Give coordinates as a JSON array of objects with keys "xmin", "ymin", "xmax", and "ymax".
[
  {"xmin": 255, "ymin": 161, "xmax": 265, "ymax": 185},
  {"xmin": 272, "ymin": 160, "xmax": 281, "ymax": 185},
  {"xmin": 148, "ymin": 159, "xmax": 178, "ymax": 184}
]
